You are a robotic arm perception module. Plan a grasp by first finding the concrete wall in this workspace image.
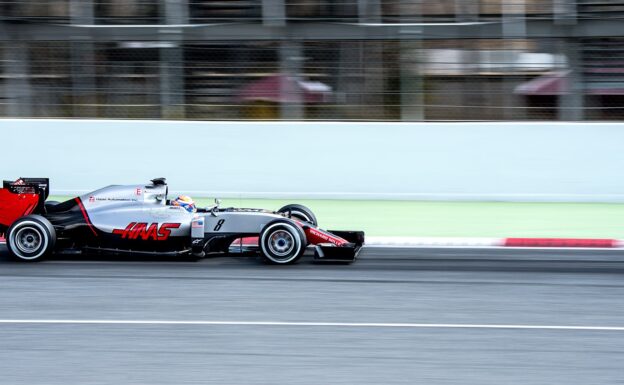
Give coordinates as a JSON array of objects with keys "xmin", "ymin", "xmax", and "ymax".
[{"xmin": 2, "ymin": 119, "xmax": 624, "ymax": 202}]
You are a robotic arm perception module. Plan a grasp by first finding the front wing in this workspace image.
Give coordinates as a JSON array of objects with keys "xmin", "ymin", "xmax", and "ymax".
[
  {"xmin": 229, "ymin": 230, "xmax": 365, "ymax": 263},
  {"xmin": 313, "ymin": 230, "xmax": 365, "ymax": 263}
]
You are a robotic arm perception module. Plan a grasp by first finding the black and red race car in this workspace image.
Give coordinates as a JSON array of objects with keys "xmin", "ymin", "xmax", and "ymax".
[{"xmin": 0, "ymin": 178, "xmax": 364, "ymax": 263}]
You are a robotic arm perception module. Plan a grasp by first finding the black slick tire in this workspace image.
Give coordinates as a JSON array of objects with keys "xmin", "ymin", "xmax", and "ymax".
[
  {"xmin": 6, "ymin": 215, "xmax": 56, "ymax": 262},
  {"xmin": 259, "ymin": 219, "xmax": 307, "ymax": 265},
  {"xmin": 277, "ymin": 204, "xmax": 318, "ymax": 226}
]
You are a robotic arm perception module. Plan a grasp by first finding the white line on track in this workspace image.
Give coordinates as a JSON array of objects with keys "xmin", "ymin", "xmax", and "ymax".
[{"xmin": 0, "ymin": 320, "xmax": 622, "ymax": 331}]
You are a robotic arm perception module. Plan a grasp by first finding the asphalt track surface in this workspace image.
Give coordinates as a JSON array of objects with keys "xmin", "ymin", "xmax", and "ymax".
[{"xmin": 1, "ymin": 245, "xmax": 624, "ymax": 384}]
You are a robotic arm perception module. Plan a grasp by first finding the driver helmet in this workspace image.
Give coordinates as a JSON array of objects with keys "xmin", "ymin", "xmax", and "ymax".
[{"xmin": 171, "ymin": 195, "xmax": 196, "ymax": 213}]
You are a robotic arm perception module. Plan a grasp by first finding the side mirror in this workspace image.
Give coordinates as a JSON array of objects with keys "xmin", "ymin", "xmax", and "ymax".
[{"xmin": 211, "ymin": 198, "xmax": 222, "ymax": 217}]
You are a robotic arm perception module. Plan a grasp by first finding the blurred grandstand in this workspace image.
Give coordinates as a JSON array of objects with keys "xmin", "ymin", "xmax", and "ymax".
[{"xmin": 0, "ymin": 0, "xmax": 622, "ymax": 121}]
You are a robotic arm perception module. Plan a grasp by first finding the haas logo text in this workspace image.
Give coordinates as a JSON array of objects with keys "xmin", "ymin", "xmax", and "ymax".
[{"xmin": 112, "ymin": 222, "xmax": 180, "ymax": 241}]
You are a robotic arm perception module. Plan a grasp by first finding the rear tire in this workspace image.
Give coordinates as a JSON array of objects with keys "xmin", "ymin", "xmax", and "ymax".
[
  {"xmin": 6, "ymin": 215, "xmax": 56, "ymax": 262},
  {"xmin": 259, "ymin": 219, "xmax": 307, "ymax": 264},
  {"xmin": 278, "ymin": 204, "xmax": 317, "ymax": 226}
]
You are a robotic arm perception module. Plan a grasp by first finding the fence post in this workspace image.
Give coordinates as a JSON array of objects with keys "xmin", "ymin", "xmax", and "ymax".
[
  {"xmin": 263, "ymin": 0, "xmax": 286, "ymax": 26},
  {"xmin": 70, "ymin": 0, "xmax": 96, "ymax": 118},
  {"xmin": 502, "ymin": 0, "xmax": 526, "ymax": 120},
  {"xmin": 279, "ymin": 41, "xmax": 304, "ymax": 120},
  {"xmin": 159, "ymin": 0, "xmax": 187, "ymax": 119},
  {"xmin": 558, "ymin": 39, "xmax": 584, "ymax": 121},
  {"xmin": 358, "ymin": 0, "xmax": 381, "ymax": 24},
  {"xmin": 4, "ymin": 43, "xmax": 32, "ymax": 117}
]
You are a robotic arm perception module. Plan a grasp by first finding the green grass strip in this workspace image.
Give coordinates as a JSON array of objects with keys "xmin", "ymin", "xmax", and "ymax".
[{"xmin": 50, "ymin": 195, "xmax": 624, "ymax": 238}]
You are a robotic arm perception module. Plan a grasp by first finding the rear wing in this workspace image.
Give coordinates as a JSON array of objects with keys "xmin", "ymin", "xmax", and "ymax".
[
  {"xmin": 2, "ymin": 178, "xmax": 50, "ymax": 201},
  {"xmin": 0, "ymin": 178, "xmax": 49, "ymax": 232}
]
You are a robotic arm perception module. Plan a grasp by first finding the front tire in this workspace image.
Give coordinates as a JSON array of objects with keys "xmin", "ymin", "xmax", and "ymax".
[
  {"xmin": 6, "ymin": 215, "xmax": 56, "ymax": 262},
  {"xmin": 259, "ymin": 219, "xmax": 307, "ymax": 264},
  {"xmin": 277, "ymin": 204, "xmax": 318, "ymax": 226}
]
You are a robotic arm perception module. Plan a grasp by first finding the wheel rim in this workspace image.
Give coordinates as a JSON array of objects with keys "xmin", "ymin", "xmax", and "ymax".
[
  {"xmin": 268, "ymin": 230, "xmax": 295, "ymax": 257},
  {"xmin": 14, "ymin": 227, "xmax": 43, "ymax": 255}
]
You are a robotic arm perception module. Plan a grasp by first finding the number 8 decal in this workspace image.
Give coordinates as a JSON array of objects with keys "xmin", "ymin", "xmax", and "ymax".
[{"xmin": 213, "ymin": 219, "xmax": 225, "ymax": 231}]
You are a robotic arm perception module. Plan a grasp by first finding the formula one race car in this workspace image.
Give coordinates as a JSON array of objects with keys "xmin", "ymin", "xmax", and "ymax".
[{"xmin": 0, "ymin": 178, "xmax": 364, "ymax": 264}]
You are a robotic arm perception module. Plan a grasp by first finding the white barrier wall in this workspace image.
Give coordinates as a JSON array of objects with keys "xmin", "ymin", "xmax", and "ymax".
[{"xmin": 2, "ymin": 119, "xmax": 624, "ymax": 202}]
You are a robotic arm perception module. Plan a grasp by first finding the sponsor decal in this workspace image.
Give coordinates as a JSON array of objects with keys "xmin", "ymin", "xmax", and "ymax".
[
  {"xmin": 307, "ymin": 227, "xmax": 347, "ymax": 246},
  {"xmin": 136, "ymin": 188, "xmax": 142, "ymax": 196},
  {"xmin": 9, "ymin": 184, "xmax": 35, "ymax": 194},
  {"xmin": 112, "ymin": 222, "xmax": 181, "ymax": 241},
  {"xmin": 91, "ymin": 197, "xmax": 138, "ymax": 202},
  {"xmin": 88, "ymin": 196, "xmax": 95, "ymax": 203}
]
